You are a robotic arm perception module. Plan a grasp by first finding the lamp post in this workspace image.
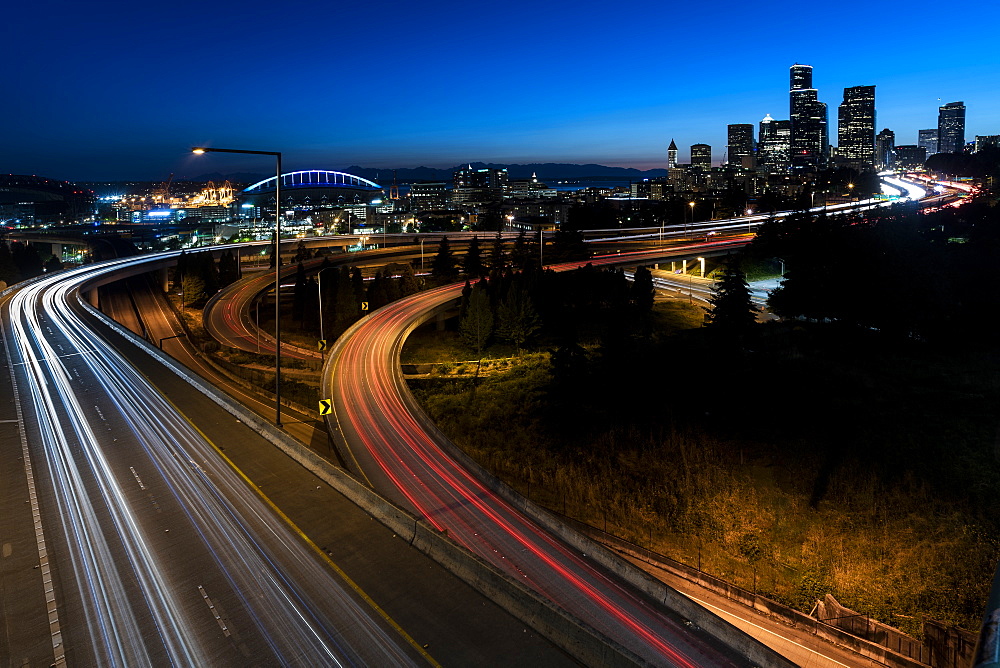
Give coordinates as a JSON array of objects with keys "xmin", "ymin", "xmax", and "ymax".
[
  {"xmin": 193, "ymin": 146, "xmax": 284, "ymax": 427},
  {"xmin": 687, "ymin": 201, "xmax": 695, "ymax": 236},
  {"xmin": 746, "ymin": 208, "xmax": 753, "ymax": 234},
  {"xmin": 317, "ymin": 266, "xmax": 335, "ymax": 346}
]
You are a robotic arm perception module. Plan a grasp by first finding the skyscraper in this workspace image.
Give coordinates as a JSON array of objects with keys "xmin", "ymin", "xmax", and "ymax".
[
  {"xmin": 789, "ymin": 64, "xmax": 828, "ymax": 171},
  {"xmin": 758, "ymin": 114, "xmax": 791, "ymax": 173},
  {"xmin": 876, "ymin": 129, "xmax": 895, "ymax": 171},
  {"xmin": 937, "ymin": 101, "xmax": 966, "ymax": 154},
  {"xmin": 690, "ymin": 144, "xmax": 712, "ymax": 170},
  {"xmin": 667, "ymin": 139, "xmax": 678, "ymax": 169},
  {"xmin": 837, "ymin": 85, "xmax": 876, "ymax": 170},
  {"xmin": 727, "ymin": 124, "xmax": 756, "ymax": 168},
  {"xmin": 918, "ymin": 129, "xmax": 939, "ymax": 157}
]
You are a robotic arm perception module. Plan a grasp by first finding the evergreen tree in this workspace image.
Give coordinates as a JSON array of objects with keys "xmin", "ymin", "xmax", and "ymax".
[
  {"xmin": 398, "ymin": 263, "xmax": 420, "ymax": 296},
  {"xmin": 706, "ymin": 255, "xmax": 758, "ymax": 339},
  {"xmin": 293, "ymin": 240, "xmax": 311, "ymax": 262},
  {"xmin": 510, "ymin": 230, "xmax": 528, "ymax": 270},
  {"xmin": 462, "ymin": 236, "xmax": 484, "ymax": 278},
  {"xmin": 488, "ymin": 234, "xmax": 507, "ymax": 272},
  {"xmin": 180, "ymin": 273, "xmax": 206, "ymax": 307},
  {"xmin": 431, "ymin": 236, "xmax": 458, "ymax": 280},
  {"xmin": 351, "ymin": 266, "xmax": 364, "ymax": 302},
  {"xmin": 292, "ymin": 262, "xmax": 307, "ymax": 321},
  {"xmin": 173, "ymin": 250, "xmax": 188, "ymax": 290},
  {"xmin": 11, "ymin": 242, "xmax": 43, "ymax": 280},
  {"xmin": 44, "ymin": 255, "xmax": 64, "ymax": 273},
  {"xmin": 218, "ymin": 250, "xmax": 240, "ymax": 286},
  {"xmin": 198, "ymin": 250, "xmax": 220, "ymax": 297},
  {"xmin": 0, "ymin": 242, "xmax": 16, "ymax": 285},
  {"xmin": 460, "ymin": 280, "xmax": 493, "ymax": 355},
  {"xmin": 496, "ymin": 285, "xmax": 541, "ymax": 353},
  {"xmin": 630, "ymin": 266, "xmax": 655, "ymax": 315},
  {"xmin": 334, "ymin": 266, "xmax": 357, "ymax": 328}
]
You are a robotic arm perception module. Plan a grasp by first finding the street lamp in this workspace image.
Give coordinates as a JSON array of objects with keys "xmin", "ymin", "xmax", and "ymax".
[
  {"xmin": 687, "ymin": 201, "xmax": 695, "ymax": 236},
  {"xmin": 317, "ymin": 266, "xmax": 335, "ymax": 346},
  {"xmin": 746, "ymin": 208, "xmax": 753, "ymax": 234},
  {"xmin": 193, "ymin": 146, "xmax": 285, "ymax": 427},
  {"xmin": 419, "ymin": 237, "xmax": 425, "ymax": 273}
]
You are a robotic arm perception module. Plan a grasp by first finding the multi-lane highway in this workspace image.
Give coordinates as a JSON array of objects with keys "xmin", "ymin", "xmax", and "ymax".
[
  {"xmin": 323, "ymin": 243, "xmax": 792, "ymax": 667},
  {"xmin": 2, "ymin": 260, "xmax": 428, "ymax": 666}
]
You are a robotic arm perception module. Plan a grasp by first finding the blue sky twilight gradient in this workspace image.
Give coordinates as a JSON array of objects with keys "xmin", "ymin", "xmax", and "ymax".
[{"xmin": 6, "ymin": 0, "xmax": 1000, "ymax": 180}]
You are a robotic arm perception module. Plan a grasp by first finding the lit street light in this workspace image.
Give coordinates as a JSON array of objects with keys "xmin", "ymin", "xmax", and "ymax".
[
  {"xmin": 192, "ymin": 146, "xmax": 285, "ymax": 427},
  {"xmin": 687, "ymin": 201, "xmax": 695, "ymax": 236}
]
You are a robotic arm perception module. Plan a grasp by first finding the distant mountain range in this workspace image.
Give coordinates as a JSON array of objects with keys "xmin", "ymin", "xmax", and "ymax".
[{"xmin": 188, "ymin": 162, "xmax": 666, "ymax": 186}]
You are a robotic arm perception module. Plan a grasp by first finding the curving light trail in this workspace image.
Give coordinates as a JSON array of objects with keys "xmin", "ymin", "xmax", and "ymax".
[
  {"xmin": 4, "ymin": 256, "xmax": 423, "ymax": 666},
  {"xmin": 325, "ymin": 248, "xmax": 777, "ymax": 667}
]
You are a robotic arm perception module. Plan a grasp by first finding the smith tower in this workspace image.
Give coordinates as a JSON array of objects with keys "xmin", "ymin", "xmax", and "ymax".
[
  {"xmin": 837, "ymin": 85, "xmax": 876, "ymax": 170},
  {"xmin": 789, "ymin": 64, "xmax": 828, "ymax": 171}
]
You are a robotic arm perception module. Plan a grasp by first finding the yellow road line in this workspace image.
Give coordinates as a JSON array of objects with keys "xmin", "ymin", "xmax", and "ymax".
[{"xmin": 158, "ymin": 391, "xmax": 440, "ymax": 667}]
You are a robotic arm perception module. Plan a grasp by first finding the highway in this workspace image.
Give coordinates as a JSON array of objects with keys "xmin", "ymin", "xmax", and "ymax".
[
  {"xmin": 323, "ymin": 243, "xmax": 791, "ymax": 667},
  {"xmin": 2, "ymin": 260, "xmax": 428, "ymax": 666},
  {"xmin": 316, "ymin": 178, "xmax": 946, "ymax": 666}
]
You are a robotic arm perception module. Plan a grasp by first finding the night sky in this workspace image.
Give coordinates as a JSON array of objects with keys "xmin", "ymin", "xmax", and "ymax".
[{"xmin": 7, "ymin": 0, "xmax": 1000, "ymax": 181}]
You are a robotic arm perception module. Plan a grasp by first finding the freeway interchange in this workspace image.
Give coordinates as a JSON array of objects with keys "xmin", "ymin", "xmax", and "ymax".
[{"xmin": 1, "ymin": 178, "xmax": 950, "ymax": 666}]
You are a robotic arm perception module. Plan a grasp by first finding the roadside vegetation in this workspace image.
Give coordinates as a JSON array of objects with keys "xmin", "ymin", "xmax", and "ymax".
[{"xmin": 405, "ymin": 194, "xmax": 1000, "ymax": 636}]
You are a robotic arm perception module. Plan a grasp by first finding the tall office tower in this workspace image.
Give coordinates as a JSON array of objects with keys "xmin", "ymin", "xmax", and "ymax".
[
  {"xmin": 875, "ymin": 129, "xmax": 895, "ymax": 171},
  {"xmin": 691, "ymin": 143, "xmax": 712, "ymax": 170},
  {"xmin": 758, "ymin": 114, "xmax": 792, "ymax": 173},
  {"xmin": 837, "ymin": 85, "xmax": 876, "ymax": 169},
  {"xmin": 667, "ymin": 139, "xmax": 678, "ymax": 169},
  {"xmin": 789, "ymin": 64, "xmax": 828, "ymax": 171},
  {"xmin": 727, "ymin": 124, "xmax": 756, "ymax": 167},
  {"xmin": 918, "ymin": 129, "xmax": 939, "ymax": 157},
  {"xmin": 938, "ymin": 101, "xmax": 966, "ymax": 154},
  {"xmin": 452, "ymin": 166, "xmax": 508, "ymax": 207}
]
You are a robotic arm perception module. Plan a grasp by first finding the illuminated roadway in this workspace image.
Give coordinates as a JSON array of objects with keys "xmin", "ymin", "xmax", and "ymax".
[
  {"xmin": 323, "ymin": 240, "xmax": 786, "ymax": 667},
  {"xmin": 319, "ymin": 177, "xmax": 946, "ymax": 666},
  {"xmin": 1, "ymin": 258, "xmax": 428, "ymax": 666}
]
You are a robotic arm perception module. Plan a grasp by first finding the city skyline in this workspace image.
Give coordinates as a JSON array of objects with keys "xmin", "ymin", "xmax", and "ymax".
[{"xmin": 5, "ymin": 0, "xmax": 1000, "ymax": 181}]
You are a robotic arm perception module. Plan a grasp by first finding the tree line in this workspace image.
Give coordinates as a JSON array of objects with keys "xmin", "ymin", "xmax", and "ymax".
[{"xmin": 0, "ymin": 240, "xmax": 63, "ymax": 287}]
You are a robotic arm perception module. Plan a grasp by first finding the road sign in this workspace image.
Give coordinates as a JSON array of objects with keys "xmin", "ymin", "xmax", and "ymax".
[
  {"xmin": 318, "ymin": 399, "xmax": 332, "ymax": 415},
  {"xmin": 361, "ymin": 301, "xmax": 369, "ymax": 311},
  {"xmin": 317, "ymin": 339, "xmax": 327, "ymax": 351}
]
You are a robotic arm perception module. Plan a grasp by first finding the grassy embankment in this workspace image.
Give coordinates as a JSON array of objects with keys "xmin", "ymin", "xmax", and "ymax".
[{"xmin": 403, "ymin": 296, "xmax": 1000, "ymax": 637}]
